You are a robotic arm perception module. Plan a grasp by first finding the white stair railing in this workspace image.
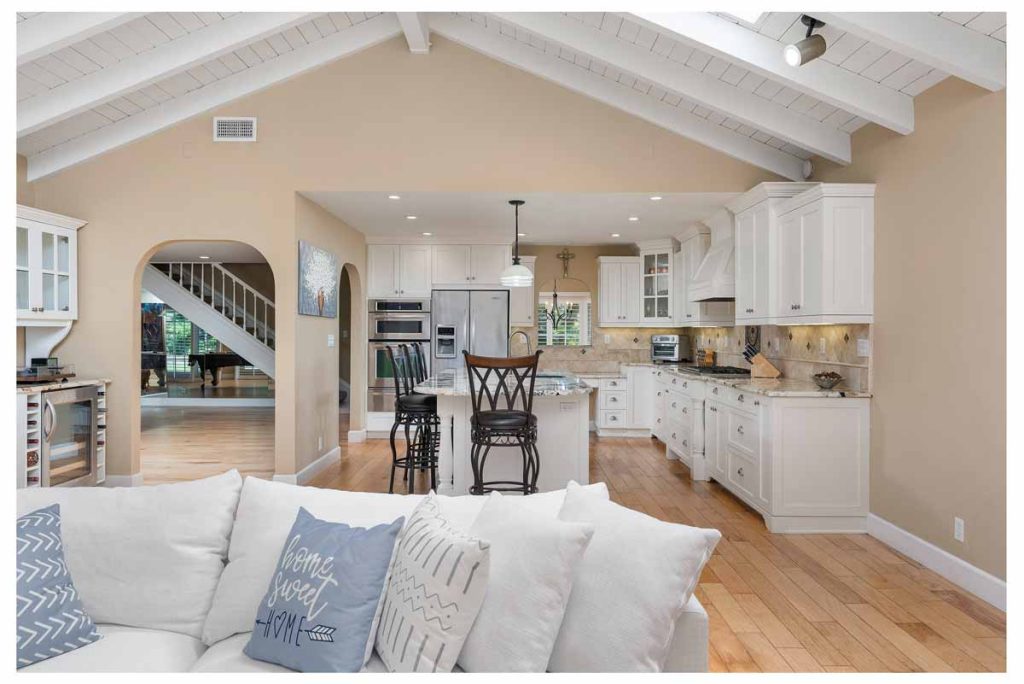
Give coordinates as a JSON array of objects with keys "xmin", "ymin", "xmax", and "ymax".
[{"xmin": 152, "ymin": 262, "xmax": 275, "ymax": 349}]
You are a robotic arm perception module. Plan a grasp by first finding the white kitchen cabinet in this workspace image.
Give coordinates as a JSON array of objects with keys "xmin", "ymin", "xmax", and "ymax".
[
  {"xmin": 597, "ymin": 257, "xmax": 641, "ymax": 326},
  {"xmin": 398, "ymin": 245, "xmax": 433, "ymax": 296},
  {"xmin": 368, "ymin": 244, "xmax": 433, "ymax": 297},
  {"xmin": 674, "ymin": 227, "xmax": 734, "ymax": 327},
  {"xmin": 705, "ymin": 400, "xmax": 727, "ymax": 480},
  {"xmin": 508, "ymin": 255, "xmax": 536, "ymax": 327},
  {"xmin": 16, "ymin": 205, "xmax": 85, "ymax": 322},
  {"xmin": 432, "ymin": 245, "xmax": 511, "ymax": 286},
  {"xmin": 774, "ymin": 185, "xmax": 875, "ymax": 324},
  {"xmin": 626, "ymin": 365, "xmax": 653, "ymax": 429},
  {"xmin": 638, "ymin": 239, "xmax": 675, "ymax": 325}
]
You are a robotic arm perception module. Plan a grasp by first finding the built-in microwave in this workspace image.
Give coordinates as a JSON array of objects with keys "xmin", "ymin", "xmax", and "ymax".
[{"xmin": 368, "ymin": 299, "xmax": 431, "ymax": 340}]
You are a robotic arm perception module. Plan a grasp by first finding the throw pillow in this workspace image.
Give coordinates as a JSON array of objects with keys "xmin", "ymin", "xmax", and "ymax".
[
  {"xmin": 17, "ymin": 505, "xmax": 100, "ymax": 668},
  {"xmin": 243, "ymin": 507, "xmax": 403, "ymax": 672},
  {"xmin": 548, "ymin": 481, "xmax": 722, "ymax": 672},
  {"xmin": 457, "ymin": 493, "xmax": 595, "ymax": 672},
  {"xmin": 375, "ymin": 494, "xmax": 490, "ymax": 673}
]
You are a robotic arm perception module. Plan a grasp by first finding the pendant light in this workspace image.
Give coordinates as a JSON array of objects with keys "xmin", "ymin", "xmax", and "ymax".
[{"xmin": 500, "ymin": 199, "xmax": 533, "ymax": 287}]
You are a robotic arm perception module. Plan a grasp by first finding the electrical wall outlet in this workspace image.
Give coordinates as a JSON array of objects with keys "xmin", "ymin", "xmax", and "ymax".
[
  {"xmin": 604, "ymin": 334, "xmax": 611, "ymax": 344},
  {"xmin": 954, "ymin": 516, "xmax": 965, "ymax": 542},
  {"xmin": 818, "ymin": 337, "xmax": 826, "ymax": 356},
  {"xmin": 327, "ymin": 334, "xmax": 335, "ymax": 348},
  {"xmin": 857, "ymin": 338, "xmax": 871, "ymax": 357}
]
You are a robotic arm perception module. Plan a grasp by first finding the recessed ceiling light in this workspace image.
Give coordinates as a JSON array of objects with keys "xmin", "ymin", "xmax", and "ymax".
[
  {"xmin": 421, "ymin": 232, "xmax": 432, "ymax": 236},
  {"xmin": 199, "ymin": 255, "xmax": 210, "ymax": 260},
  {"xmin": 388, "ymin": 194, "xmax": 401, "ymax": 200},
  {"xmin": 405, "ymin": 215, "xmax": 417, "ymax": 220},
  {"xmin": 611, "ymin": 233, "xmax": 621, "ymax": 238},
  {"xmin": 628, "ymin": 216, "xmax": 640, "ymax": 222},
  {"xmin": 649, "ymin": 196, "xmax": 663, "ymax": 201}
]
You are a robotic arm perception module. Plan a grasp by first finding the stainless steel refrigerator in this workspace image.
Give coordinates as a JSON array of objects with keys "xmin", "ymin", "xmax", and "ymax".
[{"xmin": 431, "ymin": 289, "xmax": 510, "ymax": 373}]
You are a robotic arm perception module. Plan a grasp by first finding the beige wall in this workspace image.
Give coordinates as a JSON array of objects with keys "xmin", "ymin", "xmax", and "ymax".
[
  {"xmin": 813, "ymin": 78, "xmax": 1006, "ymax": 578},
  {"xmin": 221, "ymin": 263, "xmax": 275, "ymax": 299},
  {"xmin": 294, "ymin": 194, "xmax": 367, "ymax": 471},
  {"xmin": 23, "ymin": 35, "xmax": 777, "ymax": 479}
]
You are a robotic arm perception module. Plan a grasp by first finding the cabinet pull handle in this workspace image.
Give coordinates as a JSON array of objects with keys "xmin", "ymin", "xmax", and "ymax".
[
  {"xmin": 672, "ymin": 432, "xmax": 677, "ymax": 439},
  {"xmin": 712, "ymin": 387, "xmax": 718, "ymax": 394},
  {"xmin": 754, "ymin": 400, "xmax": 760, "ymax": 406},
  {"xmin": 682, "ymin": 439, "xmax": 687, "ymax": 447},
  {"xmin": 746, "ymin": 308, "xmax": 754, "ymax": 313},
  {"xmin": 737, "ymin": 394, "xmax": 745, "ymax": 403},
  {"xmin": 682, "ymin": 407, "xmax": 687, "ymax": 414},
  {"xmin": 672, "ymin": 402, "xmax": 677, "ymax": 408},
  {"xmin": 794, "ymin": 304, "xmax": 801, "ymax": 310},
  {"xmin": 737, "ymin": 467, "xmax": 744, "ymax": 476},
  {"xmin": 737, "ymin": 426, "xmax": 744, "ymax": 435}
]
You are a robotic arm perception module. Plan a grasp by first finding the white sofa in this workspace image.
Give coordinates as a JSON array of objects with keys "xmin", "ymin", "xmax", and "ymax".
[{"xmin": 17, "ymin": 471, "xmax": 708, "ymax": 673}]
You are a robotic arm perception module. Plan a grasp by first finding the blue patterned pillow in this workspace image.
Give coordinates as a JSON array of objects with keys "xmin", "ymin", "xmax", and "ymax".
[
  {"xmin": 17, "ymin": 504, "xmax": 100, "ymax": 668},
  {"xmin": 244, "ymin": 507, "xmax": 404, "ymax": 672}
]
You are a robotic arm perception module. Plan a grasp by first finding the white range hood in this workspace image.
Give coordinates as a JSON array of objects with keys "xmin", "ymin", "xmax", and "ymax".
[{"xmin": 688, "ymin": 208, "xmax": 735, "ymax": 302}]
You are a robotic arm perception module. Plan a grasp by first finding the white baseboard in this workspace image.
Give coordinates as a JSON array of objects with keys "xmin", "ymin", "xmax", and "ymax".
[
  {"xmin": 273, "ymin": 446, "xmax": 340, "ymax": 486},
  {"xmin": 866, "ymin": 514, "xmax": 1006, "ymax": 611},
  {"xmin": 103, "ymin": 473, "xmax": 144, "ymax": 487},
  {"xmin": 347, "ymin": 429, "xmax": 366, "ymax": 443}
]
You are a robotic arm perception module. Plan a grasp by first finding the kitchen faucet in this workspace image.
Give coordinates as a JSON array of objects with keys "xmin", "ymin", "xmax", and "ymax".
[{"xmin": 509, "ymin": 329, "xmax": 533, "ymax": 356}]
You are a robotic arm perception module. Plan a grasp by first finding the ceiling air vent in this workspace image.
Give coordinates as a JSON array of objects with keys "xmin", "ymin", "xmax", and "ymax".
[{"xmin": 213, "ymin": 117, "xmax": 257, "ymax": 142}]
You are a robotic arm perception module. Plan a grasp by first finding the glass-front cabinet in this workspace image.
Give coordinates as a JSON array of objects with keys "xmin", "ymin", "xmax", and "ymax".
[
  {"xmin": 638, "ymin": 239, "xmax": 676, "ymax": 325},
  {"xmin": 16, "ymin": 205, "xmax": 85, "ymax": 322}
]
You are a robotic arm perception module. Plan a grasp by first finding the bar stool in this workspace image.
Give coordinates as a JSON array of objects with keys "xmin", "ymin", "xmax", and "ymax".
[
  {"xmin": 462, "ymin": 350, "xmax": 543, "ymax": 495},
  {"xmin": 386, "ymin": 344, "xmax": 439, "ymax": 494}
]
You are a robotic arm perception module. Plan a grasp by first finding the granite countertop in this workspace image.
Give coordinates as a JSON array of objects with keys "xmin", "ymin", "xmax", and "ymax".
[
  {"xmin": 15, "ymin": 378, "xmax": 110, "ymax": 394},
  {"xmin": 415, "ymin": 369, "xmax": 592, "ymax": 397},
  {"xmin": 573, "ymin": 371, "xmax": 626, "ymax": 379},
  {"xmin": 656, "ymin": 366, "xmax": 871, "ymax": 398}
]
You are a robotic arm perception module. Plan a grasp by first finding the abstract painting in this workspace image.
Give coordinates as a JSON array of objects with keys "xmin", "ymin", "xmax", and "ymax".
[{"xmin": 298, "ymin": 240, "xmax": 338, "ymax": 317}]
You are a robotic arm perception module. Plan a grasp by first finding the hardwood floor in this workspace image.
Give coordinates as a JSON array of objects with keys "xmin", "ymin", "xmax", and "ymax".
[{"xmin": 140, "ymin": 407, "xmax": 1006, "ymax": 672}]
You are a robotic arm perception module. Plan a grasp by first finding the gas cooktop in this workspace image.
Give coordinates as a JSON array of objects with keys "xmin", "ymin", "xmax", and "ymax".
[{"xmin": 682, "ymin": 366, "xmax": 751, "ymax": 377}]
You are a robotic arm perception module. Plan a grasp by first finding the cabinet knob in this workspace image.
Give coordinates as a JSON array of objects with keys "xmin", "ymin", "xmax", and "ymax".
[
  {"xmin": 682, "ymin": 439, "xmax": 688, "ymax": 447},
  {"xmin": 737, "ymin": 394, "xmax": 745, "ymax": 402},
  {"xmin": 610, "ymin": 415, "xmax": 617, "ymax": 421},
  {"xmin": 611, "ymin": 397, "xmax": 617, "ymax": 402},
  {"xmin": 712, "ymin": 387, "xmax": 718, "ymax": 394},
  {"xmin": 737, "ymin": 426, "xmax": 744, "ymax": 435},
  {"xmin": 672, "ymin": 402, "xmax": 677, "ymax": 408},
  {"xmin": 672, "ymin": 432, "xmax": 677, "ymax": 439},
  {"xmin": 682, "ymin": 407, "xmax": 687, "ymax": 414},
  {"xmin": 737, "ymin": 467, "xmax": 744, "ymax": 476}
]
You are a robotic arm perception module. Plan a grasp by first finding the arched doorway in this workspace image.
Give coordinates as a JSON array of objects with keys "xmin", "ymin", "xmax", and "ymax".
[
  {"xmin": 339, "ymin": 262, "xmax": 365, "ymax": 445},
  {"xmin": 135, "ymin": 240, "xmax": 277, "ymax": 483}
]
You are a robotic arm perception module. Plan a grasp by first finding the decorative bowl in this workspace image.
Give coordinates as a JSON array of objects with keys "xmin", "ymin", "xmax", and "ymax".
[{"xmin": 812, "ymin": 373, "xmax": 843, "ymax": 390}]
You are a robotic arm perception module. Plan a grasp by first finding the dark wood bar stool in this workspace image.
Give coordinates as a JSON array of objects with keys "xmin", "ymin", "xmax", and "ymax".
[
  {"xmin": 385, "ymin": 344, "xmax": 439, "ymax": 494},
  {"xmin": 462, "ymin": 350, "xmax": 543, "ymax": 495}
]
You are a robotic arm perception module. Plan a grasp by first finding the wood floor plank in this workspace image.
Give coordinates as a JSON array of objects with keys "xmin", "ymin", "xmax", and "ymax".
[{"xmin": 140, "ymin": 408, "xmax": 1005, "ymax": 673}]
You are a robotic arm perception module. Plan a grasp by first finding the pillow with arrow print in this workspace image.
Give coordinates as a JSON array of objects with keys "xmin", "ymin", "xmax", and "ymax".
[
  {"xmin": 16, "ymin": 504, "xmax": 100, "ymax": 668},
  {"xmin": 243, "ymin": 507, "xmax": 404, "ymax": 672}
]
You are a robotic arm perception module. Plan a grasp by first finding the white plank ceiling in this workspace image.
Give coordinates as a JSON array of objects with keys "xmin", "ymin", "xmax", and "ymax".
[{"xmin": 17, "ymin": 11, "xmax": 1006, "ymax": 181}]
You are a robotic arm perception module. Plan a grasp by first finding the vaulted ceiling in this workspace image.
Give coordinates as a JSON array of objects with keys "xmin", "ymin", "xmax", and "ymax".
[{"xmin": 17, "ymin": 11, "xmax": 1006, "ymax": 182}]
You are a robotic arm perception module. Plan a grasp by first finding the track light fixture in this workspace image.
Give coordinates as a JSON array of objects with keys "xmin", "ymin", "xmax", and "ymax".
[{"xmin": 784, "ymin": 15, "xmax": 826, "ymax": 67}]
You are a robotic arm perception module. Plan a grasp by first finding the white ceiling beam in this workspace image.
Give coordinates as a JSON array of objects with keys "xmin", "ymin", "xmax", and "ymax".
[
  {"xmin": 429, "ymin": 14, "xmax": 806, "ymax": 180},
  {"xmin": 493, "ymin": 12, "xmax": 849, "ymax": 164},
  {"xmin": 19, "ymin": 12, "xmax": 316, "ymax": 138},
  {"xmin": 28, "ymin": 14, "xmax": 402, "ymax": 181},
  {"xmin": 397, "ymin": 12, "xmax": 431, "ymax": 53},
  {"xmin": 18, "ymin": 12, "xmax": 142, "ymax": 66},
  {"xmin": 630, "ymin": 12, "xmax": 915, "ymax": 134},
  {"xmin": 816, "ymin": 12, "xmax": 1005, "ymax": 92}
]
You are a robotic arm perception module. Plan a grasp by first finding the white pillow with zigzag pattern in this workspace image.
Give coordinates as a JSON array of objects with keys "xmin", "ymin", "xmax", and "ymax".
[{"xmin": 374, "ymin": 494, "xmax": 490, "ymax": 673}]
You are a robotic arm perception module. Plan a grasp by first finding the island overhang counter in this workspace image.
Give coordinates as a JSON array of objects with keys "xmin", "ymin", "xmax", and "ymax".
[{"xmin": 414, "ymin": 369, "xmax": 593, "ymax": 495}]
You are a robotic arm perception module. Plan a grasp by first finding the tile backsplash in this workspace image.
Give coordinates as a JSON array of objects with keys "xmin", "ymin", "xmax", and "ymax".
[
  {"xmin": 692, "ymin": 324, "xmax": 872, "ymax": 391},
  {"xmin": 512, "ymin": 323, "xmax": 872, "ymax": 391}
]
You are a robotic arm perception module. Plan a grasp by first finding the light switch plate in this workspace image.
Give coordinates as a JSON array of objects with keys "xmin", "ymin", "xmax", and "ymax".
[
  {"xmin": 954, "ymin": 516, "xmax": 965, "ymax": 542},
  {"xmin": 857, "ymin": 338, "xmax": 871, "ymax": 357},
  {"xmin": 327, "ymin": 334, "xmax": 335, "ymax": 348}
]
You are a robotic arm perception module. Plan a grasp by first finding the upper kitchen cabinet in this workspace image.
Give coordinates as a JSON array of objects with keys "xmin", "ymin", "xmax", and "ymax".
[
  {"xmin": 367, "ymin": 244, "xmax": 433, "ymax": 298},
  {"xmin": 674, "ymin": 225, "xmax": 734, "ymax": 327},
  {"xmin": 16, "ymin": 205, "xmax": 85, "ymax": 322},
  {"xmin": 775, "ymin": 185, "xmax": 875, "ymax": 325},
  {"xmin": 508, "ymin": 255, "xmax": 537, "ymax": 327},
  {"xmin": 638, "ymin": 239, "xmax": 676, "ymax": 325},
  {"xmin": 597, "ymin": 256, "xmax": 641, "ymax": 326},
  {"xmin": 728, "ymin": 183, "xmax": 816, "ymax": 325},
  {"xmin": 432, "ymin": 244, "xmax": 511, "ymax": 286}
]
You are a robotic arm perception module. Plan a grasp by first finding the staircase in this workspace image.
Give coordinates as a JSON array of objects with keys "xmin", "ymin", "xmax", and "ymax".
[{"xmin": 143, "ymin": 262, "xmax": 275, "ymax": 378}]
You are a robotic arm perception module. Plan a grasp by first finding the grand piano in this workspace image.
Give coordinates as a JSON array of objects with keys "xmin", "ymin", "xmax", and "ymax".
[{"xmin": 188, "ymin": 352, "xmax": 250, "ymax": 388}]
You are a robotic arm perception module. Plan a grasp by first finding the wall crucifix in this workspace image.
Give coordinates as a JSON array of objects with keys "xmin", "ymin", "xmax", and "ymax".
[{"xmin": 555, "ymin": 248, "xmax": 576, "ymax": 278}]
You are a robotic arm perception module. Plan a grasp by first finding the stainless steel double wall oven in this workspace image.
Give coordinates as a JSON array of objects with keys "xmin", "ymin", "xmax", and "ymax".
[{"xmin": 367, "ymin": 298, "xmax": 431, "ymax": 412}]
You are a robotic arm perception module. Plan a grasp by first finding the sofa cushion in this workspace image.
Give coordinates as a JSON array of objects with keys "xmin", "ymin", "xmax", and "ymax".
[
  {"xmin": 20, "ymin": 624, "xmax": 205, "ymax": 673},
  {"xmin": 192, "ymin": 633, "xmax": 457, "ymax": 673},
  {"xmin": 548, "ymin": 482, "xmax": 721, "ymax": 672},
  {"xmin": 16, "ymin": 471, "xmax": 243, "ymax": 640},
  {"xmin": 458, "ymin": 493, "xmax": 595, "ymax": 672},
  {"xmin": 375, "ymin": 494, "xmax": 490, "ymax": 673},
  {"xmin": 243, "ymin": 508, "xmax": 404, "ymax": 672},
  {"xmin": 17, "ymin": 504, "xmax": 100, "ymax": 668}
]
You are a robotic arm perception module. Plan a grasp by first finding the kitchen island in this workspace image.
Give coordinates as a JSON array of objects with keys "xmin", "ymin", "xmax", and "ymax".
[{"xmin": 414, "ymin": 369, "xmax": 593, "ymax": 495}]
